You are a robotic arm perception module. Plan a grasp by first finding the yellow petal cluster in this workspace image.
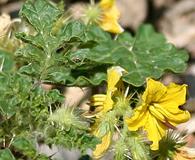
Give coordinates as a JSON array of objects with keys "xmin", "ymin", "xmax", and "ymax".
[
  {"xmin": 98, "ymin": 0, "xmax": 123, "ymax": 34},
  {"xmin": 90, "ymin": 66, "xmax": 125, "ymax": 159},
  {"xmin": 91, "ymin": 66, "xmax": 125, "ymax": 115},
  {"xmin": 125, "ymin": 78, "xmax": 190, "ymax": 150},
  {"xmin": 93, "ymin": 131, "xmax": 112, "ymax": 159}
]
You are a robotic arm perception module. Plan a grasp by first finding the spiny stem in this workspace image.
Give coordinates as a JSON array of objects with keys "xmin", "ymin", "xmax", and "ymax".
[
  {"xmin": 49, "ymin": 104, "xmax": 54, "ymax": 125},
  {"xmin": 124, "ymin": 86, "xmax": 130, "ymax": 98},
  {"xmin": 124, "ymin": 153, "xmax": 131, "ymax": 159},
  {"xmin": 115, "ymin": 124, "xmax": 123, "ymax": 137}
]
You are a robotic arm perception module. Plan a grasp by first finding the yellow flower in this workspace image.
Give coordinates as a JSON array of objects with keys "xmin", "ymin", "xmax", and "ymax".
[
  {"xmin": 91, "ymin": 66, "xmax": 125, "ymax": 114},
  {"xmin": 125, "ymin": 78, "xmax": 190, "ymax": 150},
  {"xmin": 90, "ymin": 66, "xmax": 125, "ymax": 159},
  {"xmin": 98, "ymin": 0, "xmax": 123, "ymax": 34}
]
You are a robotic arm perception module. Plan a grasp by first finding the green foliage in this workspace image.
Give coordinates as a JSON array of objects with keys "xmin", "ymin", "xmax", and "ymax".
[
  {"xmin": 114, "ymin": 125, "xmax": 151, "ymax": 160},
  {"xmin": 12, "ymin": 137, "xmax": 37, "ymax": 158},
  {"xmin": 0, "ymin": 71, "xmax": 98, "ymax": 158},
  {"xmin": 15, "ymin": 0, "xmax": 70, "ymax": 84},
  {"xmin": 0, "ymin": 72, "xmax": 64, "ymax": 159},
  {"xmin": 118, "ymin": 27, "xmax": 188, "ymax": 86},
  {"xmin": 0, "ymin": 50, "xmax": 15, "ymax": 72},
  {"xmin": 45, "ymin": 126, "xmax": 100, "ymax": 153},
  {"xmin": 46, "ymin": 107, "xmax": 99, "ymax": 153},
  {"xmin": 0, "ymin": 149, "xmax": 15, "ymax": 160},
  {"xmin": 16, "ymin": 0, "xmax": 188, "ymax": 87},
  {"xmin": 71, "ymin": 26, "xmax": 188, "ymax": 86},
  {"xmin": 0, "ymin": 0, "xmax": 190, "ymax": 159},
  {"xmin": 15, "ymin": 0, "xmax": 110, "ymax": 86}
]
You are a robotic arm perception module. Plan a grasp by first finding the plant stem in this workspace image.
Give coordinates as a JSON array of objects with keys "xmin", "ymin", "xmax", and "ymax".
[
  {"xmin": 124, "ymin": 86, "xmax": 130, "ymax": 98},
  {"xmin": 0, "ymin": 57, "xmax": 4, "ymax": 72},
  {"xmin": 115, "ymin": 124, "xmax": 123, "ymax": 137},
  {"xmin": 8, "ymin": 134, "xmax": 15, "ymax": 147},
  {"xmin": 90, "ymin": 0, "xmax": 95, "ymax": 5},
  {"xmin": 114, "ymin": 34, "xmax": 119, "ymax": 40}
]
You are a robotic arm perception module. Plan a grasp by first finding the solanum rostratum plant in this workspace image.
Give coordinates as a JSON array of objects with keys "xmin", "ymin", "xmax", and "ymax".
[{"xmin": 0, "ymin": 0, "xmax": 194, "ymax": 159}]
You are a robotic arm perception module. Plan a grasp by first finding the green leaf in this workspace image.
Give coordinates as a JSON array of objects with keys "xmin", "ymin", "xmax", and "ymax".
[
  {"xmin": 17, "ymin": 0, "xmax": 188, "ymax": 87},
  {"xmin": 120, "ymin": 25, "xmax": 188, "ymax": 86},
  {"xmin": 0, "ymin": 50, "xmax": 15, "ymax": 72},
  {"xmin": 20, "ymin": 0, "xmax": 61, "ymax": 33},
  {"xmin": 16, "ymin": 0, "xmax": 111, "ymax": 86},
  {"xmin": 72, "ymin": 25, "xmax": 188, "ymax": 86},
  {"xmin": 0, "ymin": 149, "xmax": 16, "ymax": 160},
  {"xmin": 67, "ymin": 71, "xmax": 107, "ymax": 86},
  {"xmin": 58, "ymin": 21, "xmax": 111, "ymax": 43},
  {"xmin": 12, "ymin": 137, "xmax": 36, "ymax": 158},
  {"xmin": 0, "ymin": 73, "xmax": 32, "ymax": 117},
  {"xmin": 45, "ymin": 126, "xmax": 100, "ymax": 153},
  {"xmin": 18, "ymin": 0, "xmax": 61, "ymax": 54},
  {"xmin": 85, "ymin": 24, "xmax": 112, "ymax": 42},
  {"xmin": 58, "ymin": 21, "xmax": 86, "ymax": 42}
]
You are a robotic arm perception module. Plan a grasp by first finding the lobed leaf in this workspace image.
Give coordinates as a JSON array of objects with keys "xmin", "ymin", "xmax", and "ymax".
[
  {"xmin": 71, "ymin": 25, "xmax": 188, "ymax": 86},
  {"xmin": 20, "ymin": 0, "xmax": 61, "ymax": 33}
]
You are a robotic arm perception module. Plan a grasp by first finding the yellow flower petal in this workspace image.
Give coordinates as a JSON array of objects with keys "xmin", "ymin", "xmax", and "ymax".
[
  {"xmin": 93, "ymin": 132, "xmax": 112, "ymax": 159},
  {"xmin": 154, "ymin": 103, "xmax": 190, "ymax": 125},
  {"xmin": 89, "ymin": 67, "xmax": 125, "ymax": 115},
  {"xmin": 149, "ymin": 105, "xmax": 165, "ymax": 122},
  {"xmin": 159, "ymin": 83, "xmax": 187, "ymax": 107},
  {"xmin": 99, "ymin": 0, "xmax": 123, "ymax": 33},
  {"xmin": 91, "ymin": 94, "xmax": 107, "ymax": 102},
  {"xmin": 101, "ymin": 96, "xmax": 114, "ymax": 113},
  {"xmin": 125, "ymin": 104, "xmax": 149, "ymax": 131},
  {"xmin": 102, "ymin": 66, "xmax": 125, "ymax": 113},
  {"xmin": 142, "ymin": 78, "xmax": 167, "ymax": 104},
  {"xmin": 107, "ymin": 66, "xmax": 125, "ymax": 92},
  {"xmin": 89, "ymin": 66, "xmax": 125, "ymax": 158},
  {"xmin": 144, "ymin": 114, "xmax": 166, "ymax": 150},
  {"xmin": 126, "ymin": 78, "xmax": 190, "ymax": 150},
  {"xmin": 91, "ymin": 119, "xmax": 101, "ymax": 135},
  {"xmin": 91, "ymin": 101, "xmax": 104, "ymax": 106},
  {"xmin": 99, "ymin": 0, "xmax": 114, "ymax": 9}
]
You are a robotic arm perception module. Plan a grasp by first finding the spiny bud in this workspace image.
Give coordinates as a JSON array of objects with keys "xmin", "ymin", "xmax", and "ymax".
[
  {"xmin": 49, "ymin": 106, "xmax": 89, "ymax": 131},
  {"xmin": 83, "ymin": 5, "xmax": 102, "ymax": 24},
  {"xmin": 158, "ymin": 129, "xmax": 187, "ymax": 160},
  {"xmin": 114, "ymin": 93, "xmax": 132, "ymax": 117}
]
